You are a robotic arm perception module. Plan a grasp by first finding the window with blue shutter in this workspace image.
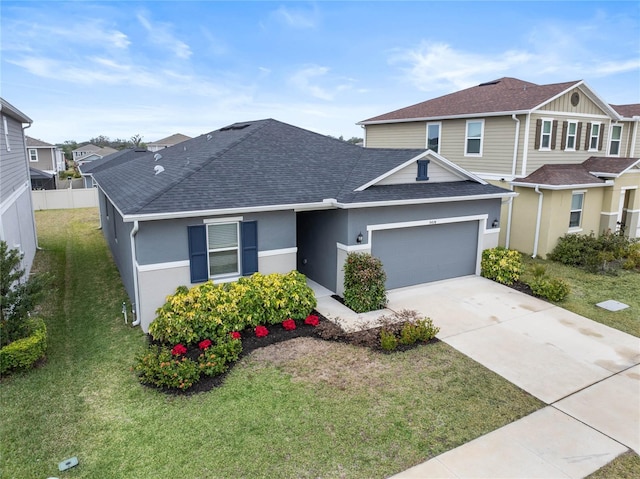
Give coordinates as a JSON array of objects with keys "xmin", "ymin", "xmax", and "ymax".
[
  {"xmin": 241, "ymin": 221, "xmax": 258, "ymax": 276},
  {"xmin": 188, "ymin": 225, "xmax": 208, "ymax": 283},
  {"xmin": 416, "ymin": 159, "xmax": 430, "ymax": 181}
]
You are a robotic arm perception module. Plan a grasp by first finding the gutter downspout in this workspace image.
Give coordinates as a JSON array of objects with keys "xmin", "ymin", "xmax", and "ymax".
[
  {"xmin": 506, "ymin": 114, "xmax": 520, "ymax": 248},
  {"xmin": 130, "ymin": 220, "xmax": 141, "ymax": 327},
  {"xmin": 532, "ymin": 185, "xmax": 543, "ymax": 258},
  {"xmin": 630, "ymin": 116, "xmax": 639, "ymax": 157}
]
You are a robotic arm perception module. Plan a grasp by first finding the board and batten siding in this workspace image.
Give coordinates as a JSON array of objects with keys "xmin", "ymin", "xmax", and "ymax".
[
  {"xmin": 539, "ymin": 88, "xmax": 608, "ymax": 116},
  {"xmin": 377, "ymin": 160, "xmax": 462, "ymax": 185},
  {"xmin": 1, "ymin": 114, "xmax": 29, "ymax": 203},
  {"xmin": 365, "ymin": 122, "xmax": 426, "ymax": 149}
]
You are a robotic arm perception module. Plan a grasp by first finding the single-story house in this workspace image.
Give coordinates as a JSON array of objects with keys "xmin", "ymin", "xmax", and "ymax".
[
  {"xmin": 29, "ymin": 167, "xmax": 56, "ymax": 190},
  {"xmin": 92, "ymin": 119, "xmax": 515, "ymax": 331}
]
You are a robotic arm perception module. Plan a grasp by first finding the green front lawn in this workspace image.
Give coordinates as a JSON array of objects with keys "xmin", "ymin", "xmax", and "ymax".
[
  {"xmin": 0, "ymin": 208, "xmax": 543, "ymax": 478},
  {"xmin": 521, "ymin": 256, "xmax": 640, "ymax": 337}
]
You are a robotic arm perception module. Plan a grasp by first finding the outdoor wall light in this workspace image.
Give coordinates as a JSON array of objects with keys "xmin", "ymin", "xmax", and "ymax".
[
  {"xmin": 492, "ymin": 218, "xmax": 499, "ymax": 228},
  {"xmin": 356, "ymin": 232, "xmax": 363, "ymax": 244}
]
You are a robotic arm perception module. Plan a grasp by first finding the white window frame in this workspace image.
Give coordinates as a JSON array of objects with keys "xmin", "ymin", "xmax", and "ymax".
[
  {"xmin": 2, "ymin": 116, "xmax": 10, "ymax": 151},
  {"xmin": 589, "ymin": 123, "xmax": 601, "ymax": 151},
  {"xmin": 608, "ymin": 124, "xmax": 623, "ymax": 157},
  {"xmin": 465, "ymin": 119, "xmax": 484, "ymax": 157},
  {"xmin": 426, "ymin": 122, "xmax": 441, "ymax": 154},
  {"xmin": 29, "ymin": 148, "xmax": 38, "ymax": 162},
  {"xmin": 569, "ymin": 191, "xmax": 585, "ymax": 231},
  {"xmin": 539, "ymin": 118, "xmax": 553, "ymax": 151},
  {"xmin": 205, "ymin": 217, "xmax": 242, "ymax": 278},
  {"xmin": 565, "ymin": 120, "xmax": 578, "ymax": 151}
]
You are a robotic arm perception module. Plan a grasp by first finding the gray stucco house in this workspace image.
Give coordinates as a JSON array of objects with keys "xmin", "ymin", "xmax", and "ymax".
[
  {"xmin": 92, "ymin": 119, "xmax": 514, "ymax": 331},
  {"xmin": 1, "ymin": 98, "xmax": 38, "ymax": 276}
]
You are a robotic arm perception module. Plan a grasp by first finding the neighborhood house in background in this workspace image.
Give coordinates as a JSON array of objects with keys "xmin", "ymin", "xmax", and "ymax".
[
  {"xmin": 71, "ymin": 143, "xmax": 118, "ymax": 166},
  {"xmin": 359, "ymin": 77, "xmax": 640, "ymax": 256},
  {"xmin": 0, "ymin": 98, "xmax": 38, "ymax": 277},
  {"xmin": 90, "ymin": 119, "xmax": 514, "ymax": 331},
  {"xmin": 146, "ymin": 133, "xmax": 192, "ymax": 152}
]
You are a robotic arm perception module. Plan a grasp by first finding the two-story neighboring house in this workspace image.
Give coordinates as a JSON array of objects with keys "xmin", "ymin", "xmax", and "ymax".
[
  {"xmin": 147, "ymin": 133, "xmax": 191, "ymax": 152},
  {"xmin": 359, "ymin": 78, "xmax": 640, "ymax": 256},
  {"xmin": 0, "ymin": 98, "xmax": 38, "ymax": 275},
  {"xmin": 25, "ymin": 136, "xmax": 65, "ymax": 188}
]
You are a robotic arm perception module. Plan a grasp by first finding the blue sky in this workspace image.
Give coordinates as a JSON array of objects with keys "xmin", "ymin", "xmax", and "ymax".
[{"xmin": 2, "ymin": 1, "xmax": 639, "ymax": 144}]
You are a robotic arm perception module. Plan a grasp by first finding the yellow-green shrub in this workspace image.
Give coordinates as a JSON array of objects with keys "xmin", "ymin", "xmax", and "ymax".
[
  {"xmin": 0, "ymin": 318, "xmax": 47, "ymax": 374},
  {"xmin": 481, "ymin": 247, "xmax": 524, "ymax": 285}
]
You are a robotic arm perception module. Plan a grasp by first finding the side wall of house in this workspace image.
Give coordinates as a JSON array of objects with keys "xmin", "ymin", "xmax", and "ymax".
[
  {"xmin": 29, "ymin": 148, "xmax": 55, "ymax": 172},
  {"xmin": 1, "ymin": 113, "xmax": 37, "ymax": 275}
]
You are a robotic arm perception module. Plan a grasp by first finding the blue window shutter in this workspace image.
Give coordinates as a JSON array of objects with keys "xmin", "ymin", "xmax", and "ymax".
[
  {"xmin": 188, "ymin": 225, "xmax": 208, "ymax": 283},
  {"xmin": 241, "ymin": 221, "xmax": 258, "ymax": 276},
  {"xmin": 416, "ymin": 159, "xmax": 430, "ymax": 181}
]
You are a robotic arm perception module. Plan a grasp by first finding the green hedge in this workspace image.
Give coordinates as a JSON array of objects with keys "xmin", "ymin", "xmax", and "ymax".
[
  {"xmin": 149, "ymin": 271, "xmax": 317, "ymax": 345},
  {"xmin": 0, "ymin": 318, "xmax": 47, "ymax": 375},
  {"xmin": 343, "ymin": 253, "xmax": 387, "ymax": 313}
]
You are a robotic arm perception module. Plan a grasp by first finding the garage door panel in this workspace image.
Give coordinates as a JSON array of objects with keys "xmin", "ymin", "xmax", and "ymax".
[{"xmin": 372, "ymin": 221, "xmax": 478, "ymax": 289}]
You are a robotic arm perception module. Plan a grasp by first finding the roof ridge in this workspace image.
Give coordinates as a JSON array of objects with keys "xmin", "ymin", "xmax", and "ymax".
[{"xmin": 132, "ymin": 120, "xmax": 272, "ymax": 214}]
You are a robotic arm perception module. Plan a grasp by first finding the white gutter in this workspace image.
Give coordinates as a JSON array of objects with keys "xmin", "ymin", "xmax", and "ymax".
[
  {"xmin": 512, "ymin": 181, "xmax": 613, "ymax": 190},
  {"xmin": 358, "ymin": 109, "xmax": 531, "ymax": 126},
  {"xmin": 532, "ymin": 186, "xmax": 543, "ymax": 258},
  {"xmin": 130, "ymin": 220, "xmax": 141, "ymax": 327},
  {"xmin": 521, "ymin": 113, "xmax": 531, "ymax": 177}
]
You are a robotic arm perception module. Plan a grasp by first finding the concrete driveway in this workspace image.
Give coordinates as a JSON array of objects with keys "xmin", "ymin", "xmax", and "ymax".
[{"xmin": 313, "ymin": 275, "xmax": 640, "ymax": 477}]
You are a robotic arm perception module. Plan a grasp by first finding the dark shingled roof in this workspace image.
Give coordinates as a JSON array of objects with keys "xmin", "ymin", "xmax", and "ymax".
[
  {"xmin": 610, "ymin": 104, "xmax": 640, "ymax": 118},
  {"xmin": 29, "ymin": 167, "xmax": 54, "ymax": 180},
  {"xmin": 360, "ymin": 77, "xmax": 580, "ymax": 123},
  {"xmin": 93, "ymin": 119, "xmax": 511, "ymax": 216},
  {"xmin": 26, "ymin": 136, "xmax": 54, "ymax": 147},
  {"xmin": 79, "ymin": 148, "xmax": 150, "ymax": 175},
  {"xmin": 515, "ymin": 157, "xmax": 640, "ymax": 187}
]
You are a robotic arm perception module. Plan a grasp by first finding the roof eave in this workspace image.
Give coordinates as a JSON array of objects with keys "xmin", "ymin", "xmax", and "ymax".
[
  {"xmin": 358, "ymin": 110, "xmax": 531, "ymax": 126},
  {"xmin": 336, "ymin": 191, "xmax": 517, "ymax": 209},
  {"xmin": 511, "ymin": 181, "xmax": 612, "ymax": 190}
]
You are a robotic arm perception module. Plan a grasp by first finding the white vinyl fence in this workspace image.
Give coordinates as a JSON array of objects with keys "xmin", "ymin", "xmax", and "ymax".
[{"xmin": 32, "ymin": 188, "xmax": 99, "ymax": 210}]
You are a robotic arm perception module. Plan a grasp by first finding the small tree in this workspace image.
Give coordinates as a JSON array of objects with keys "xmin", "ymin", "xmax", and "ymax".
[
  {"xmin": 343, "ymin": 252, "xmax": 387, "ymax": 313},
  {"xmin": 0, "ymin": 242, "xmax": 51, "ymax": 346}
]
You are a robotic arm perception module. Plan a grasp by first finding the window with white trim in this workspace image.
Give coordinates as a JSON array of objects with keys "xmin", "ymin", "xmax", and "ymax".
[
  {"xmin": 565, "ymin": 121, "xmax": 578, "ymax": 150},
  {"xmin": 465, "ymin": 120, "xmax": 483, "ymax": 156},
  {"xmin": 207, "ymin": 222, "xmax": 240, "ymax": 277},
  {"xmin": 540, "ymin": 119, "xmax": 553, "ymax": 150},
  {"xmin": 589, "ymin": 123, "xmax": 601, "ymax": 151},
  {"xmin": 29, "ymin": 148, "xmax": 38, "ymax": 162},
  {"xmin": 2, "ymin": 116, "xmax": 10, "ymax": 151},
  {"xmin": 569, "ymin": 192, "xmax": 584, "ymax": 229},
  {"xmin": 609, "ymin": 125, "xmax": 622, "ymax": 156},
  {"xmin": 426, "ymin": 122, "xmax": 440, "ymax": 153}
]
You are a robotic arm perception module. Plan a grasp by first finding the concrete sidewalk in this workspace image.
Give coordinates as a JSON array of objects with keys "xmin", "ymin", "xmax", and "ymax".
[{"xmin": 312, "ymin": 276, "xmax": 640, "ymax": 478}]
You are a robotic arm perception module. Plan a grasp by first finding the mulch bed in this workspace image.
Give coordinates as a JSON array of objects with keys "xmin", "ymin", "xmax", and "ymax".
[
  {"xmin": 144, "ymin": 309, "xmax": 432, "ymax": 396},
  {"xmin": 506, "ymin": 280, "xmax": 534, "ymax": 296}
]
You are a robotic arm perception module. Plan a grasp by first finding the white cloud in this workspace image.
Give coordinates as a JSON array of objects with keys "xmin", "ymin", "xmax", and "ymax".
[
  {"xmin": 136, "ymin": 12, "xmax": 192, "ymax": 59},
  {"xmin": 272, "ymin": 5, "xmax": 318, "ymax": 29},
  {"xmin": 289, "ymin": 65, "xmax": 358, "ymax": 101}
]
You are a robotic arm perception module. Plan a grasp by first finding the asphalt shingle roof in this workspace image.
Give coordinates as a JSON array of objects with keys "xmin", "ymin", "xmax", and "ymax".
[
  {"xmin": 26, "ymin": 136, "xmax": 54, "ymax": 147},
  {"xmin": 610, "ymin": 104, "xmax": 640, "ymax": 118},
  {"xmin": 79, "ymin": 148, "xmax": 150, "ymax": 175},
  {"xmin": 93, "ymin": 119, "xmax": 510, "ymax": 216},
  {"xmin": 515, "ymin": 157, "xmax": 640, "ymax": 186},
  {"xmin": 360, "ymin": 77, "xmax": 581, "ymax": 123}
]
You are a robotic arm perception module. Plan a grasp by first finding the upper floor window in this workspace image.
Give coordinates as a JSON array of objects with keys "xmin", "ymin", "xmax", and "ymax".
[
  {"xmin": 569, "ymin": 192, "xmax": 584, "ymax": 229},
  {"xmin": 564, "ymin": 121, "xmax": 579, "ymax": 151},
  {"xmin": 2, "ymin": 116, "xmax": 9, "ymax": 151},
  {"xmin": 535, "ymin": 118, "xmax": 558, "ymax": 151},
  {"xmin": 609, "ymin": 125, "xmax": 622, "ymax": 156},
  {"xmin": 465, "ymin": 120, "xmax": 484, "ymax": 156},
  {"xmin": 426, "ymin": 122, "xmax": 440, "ymax": 153},
  {"xmin": 207, "ymin": 222, "xmax": 240, "ymax": 277},
  {"xmin": 587, "ymin": 123, "xmax": 602, "ymax": 151},
  {"xmin": 540, "ymin": 119, "xmax": 552, "ymax": 150},
  {"xmin": 29, "ymin": 149, "xmax": 38, "ymax": 162}
]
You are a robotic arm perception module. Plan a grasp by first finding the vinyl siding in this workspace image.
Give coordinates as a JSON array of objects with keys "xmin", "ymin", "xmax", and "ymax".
[
  {"xmin": 619, "ymin": 120, "xmax": 639, "ymax": 157},
  {"xmin": 29, "ymin": 148, "xmax": 55, "ymax": 171},
  {"xmin": 377, "ymin": 160, "xmax": 461, "ymax": 185},
  {"xmin": 539, "ymin": 88, "xmax": 609, "ymax": 116},
  {"xmin": 365, "ymin": 122, "xmax": 426, "ymax": 148},
  {"xmin": 1, "ymin": 114, "xmax": 29, "ymax": 203}
]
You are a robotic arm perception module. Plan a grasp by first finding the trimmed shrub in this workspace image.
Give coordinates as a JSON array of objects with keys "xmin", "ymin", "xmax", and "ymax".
[
  {"xmin": 378, "ymin": 310, "xmax": 440, "ymax": 351},
  {"xmin": 0, "ymin": 318, "xmax": 47, "ymax": 374},
  {"xmin": 481, "ymin": 247, "xmax": 523, "ymax": 285},
  {"xmin": 380, "ymin": 329, "xmax": 398, "ymax": 351},
  {"xmin": 529, "ymin": 277, "xmax": 570, "ymax": 302},
  {"xmin": 198, "ymin": 337, "xmax": 242, "ymax": 377},
  {"xmin": 548, "ymin": 233, "xmax": 598, "ymax": 267},
  {"xmin": 343, "ymin": 253, "xmax": 387, "ymax": 313},
  {"xmin": 134, "ymin": 346, "xmax": 201, "ymax": 391},
  {"xmin": 149, "ymin": 271, "xmax": 316, "ymax": 345}
]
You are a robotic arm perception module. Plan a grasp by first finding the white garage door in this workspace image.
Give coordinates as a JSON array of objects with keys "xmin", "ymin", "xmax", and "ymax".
[{"xmin": 371, "ymin": 220, "xmax": 479, "ymax": 290}]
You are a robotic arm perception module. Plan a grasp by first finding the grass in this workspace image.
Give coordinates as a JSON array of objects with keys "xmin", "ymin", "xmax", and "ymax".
[
  {"xmin": 587, "ymin": 451, "xmax": 640, "ymax": 479},
  {"xmin": 0, "ymin": 208, "xmax": 545, "ymax": 479},
  {"xmin": 521, "ymin": 256, "xmax": 640, "ymax": 337}
]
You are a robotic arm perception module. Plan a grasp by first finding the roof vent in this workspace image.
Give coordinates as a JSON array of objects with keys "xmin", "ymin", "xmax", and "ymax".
[
  {"xmin": 206, "ymin": 134, "xmax": 212, "ymax": 141},
  {"xmin": 153, "ymin": 153, "xmax": 162, "ymax": 161},
  {"xmin": 153, "ymin": 165, "xmax": 165, "ymax": 175},
  {"xmin": 220, "ymin": 123, "xmax": 250, "ymax": 131},
  {"xmin": 478, "ymin": 80, "xmax": 500, "ymax": 87}
]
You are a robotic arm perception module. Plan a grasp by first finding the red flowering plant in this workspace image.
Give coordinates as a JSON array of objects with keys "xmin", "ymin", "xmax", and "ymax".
[
  {"xmin": 282, "ymin": 318, "xmax": 296, "ymax": 331},
  {"xmin": 198, "ymin": 339, "xmax": 212, "ymax": 350},
  {"xmin": 255, "ymin": 325, "xmax": 269, "ymax": 338},
  {"xmin": 230, "ymin": 331, "xmax": 241, "ymax": 340},
  {"xmin": 304, "ymin": 314, "xmax": 319, "ymax": 326},
  {"xmin": 171, "ymin": 344, "xmax": 187, "ymax": 356}
]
